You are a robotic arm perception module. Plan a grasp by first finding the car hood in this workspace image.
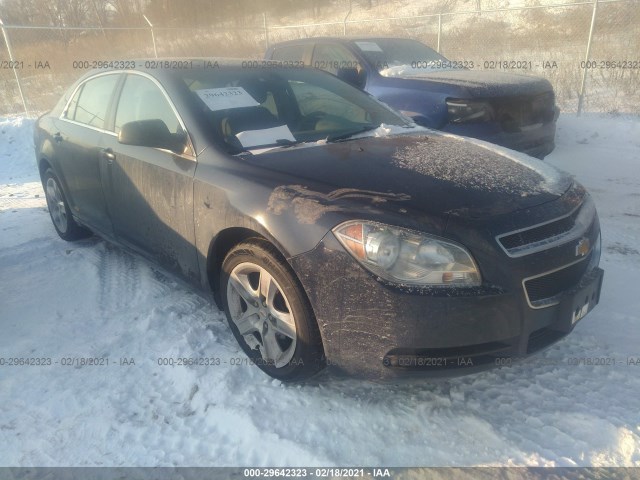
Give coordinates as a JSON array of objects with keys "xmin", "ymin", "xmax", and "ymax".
[
  {"xmin": 380, "ymin": 69, "xmax": 552, "ymax": 97},
  {"xmin": 245, "ymin": 132, "xmax": 572, "ymax": 220}
]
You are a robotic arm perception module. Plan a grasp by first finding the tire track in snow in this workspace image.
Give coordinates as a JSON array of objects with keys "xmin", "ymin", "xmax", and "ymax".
[
  {"xmin": 0, "ymin": 182, "xmax": 45, "ymax": 212},
  {"xmin": 94, "ymin": 243, "xmax": 143, "ymax": 316}
]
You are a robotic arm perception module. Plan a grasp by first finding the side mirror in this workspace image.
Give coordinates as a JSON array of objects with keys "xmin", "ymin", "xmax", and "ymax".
[
  {"xmin": 119, "ymin": 119, "xmax": 186, "ymax": 154},
  {"xmin": 337, "ymin": 67, "xmax": 366, "ymax": 89}
]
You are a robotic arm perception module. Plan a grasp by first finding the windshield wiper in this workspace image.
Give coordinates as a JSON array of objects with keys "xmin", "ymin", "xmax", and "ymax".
[
  {"xmin": 234, "ymin": 138, "xmax": 306, "ymax": 155},
  {"xmin": 274, "ymin": 138, "xmax": 303, "ymax": 148},
  {"xmin": 326, "ymin": 124, "xmax": 379, "ymax": 143}
]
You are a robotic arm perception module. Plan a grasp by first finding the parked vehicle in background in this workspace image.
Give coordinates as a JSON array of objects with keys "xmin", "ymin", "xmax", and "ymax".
[
  {"xmin": 265, "ymin": 37, "xmax": 560, "ymax": 158},
  {"xmin": 35, "ymin": 60, "xmax": 602, "ymax": 382}
]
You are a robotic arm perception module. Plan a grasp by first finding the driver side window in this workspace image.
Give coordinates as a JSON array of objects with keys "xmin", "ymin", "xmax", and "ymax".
[{"xmin": 114, "ymin": 74, "xmax": 182, "ymax": 136}]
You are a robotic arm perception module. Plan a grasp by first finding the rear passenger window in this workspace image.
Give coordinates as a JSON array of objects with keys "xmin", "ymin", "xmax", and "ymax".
[
  {"xmin": 72, "ymin": 74, "xmax": 120, "ymax": 129},
  {"xmin": 271, "ymin": 44, "xmax": 307, "ymax": 63},
  {"xmin": 64, "ymin": 86, "xmax": 83, "ymax": 121},
  {"xmin": 114, "ymin": 74, "xmax": 182, "ymax": 135}
]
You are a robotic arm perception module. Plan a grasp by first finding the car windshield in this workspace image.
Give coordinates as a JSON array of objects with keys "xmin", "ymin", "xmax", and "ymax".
[
  {"xmin": 352, "ymin": 38, "xmax": 455, "ymax": 77},
  {"xmin": 179, "ymin": 67, "xmax": 414, "ymax": 153}
]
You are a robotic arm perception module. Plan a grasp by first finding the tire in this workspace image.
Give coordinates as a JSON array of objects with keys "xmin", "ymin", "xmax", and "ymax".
[
  {"xmin": 42, "ymin": 168, "xmax": 91, "ymax": 241},
  {"xmin": 220, "ymin": 239, "xmax": 325, "ymax": 382}
]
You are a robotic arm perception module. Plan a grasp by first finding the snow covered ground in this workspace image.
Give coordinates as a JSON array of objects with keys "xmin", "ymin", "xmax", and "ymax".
[{"xmin": 0, "ymin": 114, "xmax": 639, "ymax": 467}]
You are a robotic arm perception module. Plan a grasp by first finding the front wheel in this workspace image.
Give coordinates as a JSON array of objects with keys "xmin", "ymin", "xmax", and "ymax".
[
  {"xmin": 42, "ymin": 168, "xmax": 91, "ymax": 241},
  {"xmin": 221, "ymin": 240, "xmax": 325, "ymax": 382}
]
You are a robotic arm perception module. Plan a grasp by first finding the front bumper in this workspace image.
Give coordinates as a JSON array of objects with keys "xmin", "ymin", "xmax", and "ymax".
[
  {"xmin": 384, "ymin": 266, "xmax": 603, "ymax": 374},
  {"xmin": 439, "ymin": 106, "xmax": 560, "ymax": 159},
  {"xmin": 289, "ymin": 229, "xmax": 603, "ymax": 380}
]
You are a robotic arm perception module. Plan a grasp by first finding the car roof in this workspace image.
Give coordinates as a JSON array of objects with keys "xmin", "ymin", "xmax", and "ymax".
[
  {"xmin": 78, "ymin": 57, "xmax": 251, "ymax": 81},
  {"xmin": 269, "ymin": 36, "xmax": 420, "ymax": 47}
]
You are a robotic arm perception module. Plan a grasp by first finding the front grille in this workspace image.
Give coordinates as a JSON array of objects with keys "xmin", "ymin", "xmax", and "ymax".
[
  {"xmin": 524, "ymin": 256, "xmax": 590, "ymax": 306},
  {"xmin": 499, "ymin": 210, "xmax": 578, "ymax": 251},
  {"xmin": 497, "ymin": 196, "xmax": 596, "ymax": 258},
  {"xmin": 492, "ymin": 92, "xmax": 555, "ymax": 131}
]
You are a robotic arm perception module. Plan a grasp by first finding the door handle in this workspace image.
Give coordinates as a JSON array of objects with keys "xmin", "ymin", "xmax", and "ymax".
[
  {"xmin": 101, "ymin": 148, "xmax": 115, "ymax": 163},
  {"xmin": 53, "ymin": 132, "xmax": 63, "ymax": 143}
]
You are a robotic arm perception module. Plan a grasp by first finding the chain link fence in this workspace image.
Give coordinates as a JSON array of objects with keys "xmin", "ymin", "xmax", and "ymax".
[{"xmin": 1, "ymin": 0, "xmax": 638, "ymax": 116}]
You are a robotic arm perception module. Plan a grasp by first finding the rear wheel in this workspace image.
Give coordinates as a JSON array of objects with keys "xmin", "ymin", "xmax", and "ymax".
[
  {"xmin": 42, "ymin": 168, "xmax": 91, "ymax": 241},
  {"xmin": 221, "ymin": 240, "xmax": 325, "ymax": 382}
]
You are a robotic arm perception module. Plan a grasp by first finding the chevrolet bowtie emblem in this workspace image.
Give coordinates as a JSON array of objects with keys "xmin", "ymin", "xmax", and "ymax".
[{"xmin": 576, "ymin": 237, "xmax": 590, "ymax": 257}]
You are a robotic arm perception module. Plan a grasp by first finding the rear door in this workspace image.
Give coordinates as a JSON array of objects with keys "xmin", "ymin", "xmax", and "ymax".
[
  {"xmin": 101, "ymin": 73, "xmax": 200, "ymax": 281},
  {"xmin": 54, "ymin": 72, "xmax": 121, "ymax": 236}
]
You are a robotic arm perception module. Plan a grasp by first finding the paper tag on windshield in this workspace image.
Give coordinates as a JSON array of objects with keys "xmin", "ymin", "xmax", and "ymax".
[
  {"xmin": 236, "ymin": 125, "xmax": 296, "ymax": 148},
  {"xmin": 195, "ymin": 87, "xmax": 260, "ymax": 111},
  {"xmin": 355, "ymin": 41, "xmax": 383, "ymax": 52}
]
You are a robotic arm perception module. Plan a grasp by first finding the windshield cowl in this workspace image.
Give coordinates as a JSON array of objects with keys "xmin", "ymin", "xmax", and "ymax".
[{"xmin": 238, "ymin": 123, "xmax": 426, "ymax": 155}]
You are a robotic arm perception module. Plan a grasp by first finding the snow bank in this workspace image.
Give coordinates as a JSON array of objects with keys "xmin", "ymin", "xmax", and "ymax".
[{"xmin": 0, "ymin": 116, "xmax": 38, "ymax": 182}]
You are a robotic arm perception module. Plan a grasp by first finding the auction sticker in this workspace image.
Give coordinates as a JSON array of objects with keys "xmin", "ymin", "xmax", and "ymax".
[
  {"xmin": 195, "ymin": 87, "xmax": 259, "ymax": 111},
  {"xmin": 236, "ymin": 124, "xmax": 296, "ymax": 148}
]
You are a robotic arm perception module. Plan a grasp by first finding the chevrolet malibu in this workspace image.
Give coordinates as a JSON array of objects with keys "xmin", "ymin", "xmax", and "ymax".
[{"xmin": 34, "ymin": 60, "xmax": 603, "ymax": 381}]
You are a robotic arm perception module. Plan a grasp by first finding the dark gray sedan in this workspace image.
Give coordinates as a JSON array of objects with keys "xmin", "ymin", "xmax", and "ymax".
[{"xmin": 34, "ymin": 60, "xmax": 603, "ymax": 381}]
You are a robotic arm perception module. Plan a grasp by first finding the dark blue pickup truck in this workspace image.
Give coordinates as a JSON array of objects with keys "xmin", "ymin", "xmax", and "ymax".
[{"xmin": 265, "ymin": 37, "xmax": 559, "ymax": 158}]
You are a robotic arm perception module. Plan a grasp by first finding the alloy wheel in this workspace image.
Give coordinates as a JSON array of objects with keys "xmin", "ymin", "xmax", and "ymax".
[
  {"xmin": 45, "ymin": 177, "xmax": 68, "ymax": 234},
  {"xmin": 226, "ymin": 262, "xmax": 297, "ymax": 368}
]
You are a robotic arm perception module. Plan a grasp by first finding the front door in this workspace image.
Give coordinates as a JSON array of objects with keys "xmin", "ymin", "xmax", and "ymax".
[{"xmin": 101, "ymin": 73, "xmax": 199, "ymax": 282}]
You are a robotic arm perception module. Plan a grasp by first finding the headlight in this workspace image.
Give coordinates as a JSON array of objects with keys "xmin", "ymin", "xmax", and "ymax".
[
  {"xmin": 446, "ymin": 98, "xmax": 494, "ymax": 123},
  {"xmin": 333, "ymin": 221, "xmax": 481, "ymax": 287},
  {"xmin": 587, "ymin": 231, "xmax": 601, "ymax": 272}
]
